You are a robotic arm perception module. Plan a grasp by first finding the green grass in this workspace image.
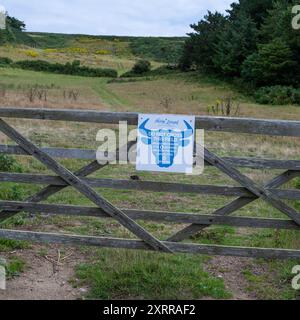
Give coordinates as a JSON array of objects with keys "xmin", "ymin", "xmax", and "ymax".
[
  {"xmin": 0, "ymin": 239, "xmax": 30, "ymax": 252},
  {"xmin": 5, "ymin": 256, "xmax": 26, "ymax": 279},
  {"xmin": 75, "ymin": 249, "xmax": 231, "ymax": 300},
  {"xmin": 242, "ymin": 259, "xmax": 299, "ymax": 300}
]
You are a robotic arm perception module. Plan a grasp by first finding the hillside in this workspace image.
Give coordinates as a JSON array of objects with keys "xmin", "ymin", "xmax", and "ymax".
[
  {"xmin": 0, "ymin": 14, "xmax": 185, "ymax": 64},
  {"xmin": 27, "ymin": 32, "xmax": 185, "ymax": 63}
]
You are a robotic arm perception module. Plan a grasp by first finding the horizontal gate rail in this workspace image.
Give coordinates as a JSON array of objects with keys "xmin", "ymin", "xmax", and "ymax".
[
  {"xmin": 0, "ymin": 229, "xmax": 300, "ymax": 259},
  {"xmin": 0, "ymin": 108, "xmax": 300, "ymax": 259},
  {"xmin": 2, "ymin": 172, "xmax": 300, "ymax": 200},
  {"xmin": 1, "ymin": 144, "xmax": 300, "ymax": 170},
  {"xmin": 0, "ymin": 200, "xmax": 299, "ymax": 230},
  {"xmin": 1, "ymin": 107, "xmax": 300, "ymax": 137}
]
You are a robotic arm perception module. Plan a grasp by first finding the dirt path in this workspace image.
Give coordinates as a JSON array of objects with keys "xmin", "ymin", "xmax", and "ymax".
[
  {"xmin": 204, "ymin": 256, "xmax": 258, "ymax": 300},
  {"xmin": 0, "ymin": 245, "xmax": 88, "ymax": 300},
  {"xmin": 0, "ymin": 245, "xmax": 262, "ymax": 300}
]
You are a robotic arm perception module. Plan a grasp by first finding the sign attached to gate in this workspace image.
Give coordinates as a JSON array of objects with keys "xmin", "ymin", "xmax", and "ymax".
[{"xmin": 136, "ymin": 114, "xmax": 195, "ymax": 174}]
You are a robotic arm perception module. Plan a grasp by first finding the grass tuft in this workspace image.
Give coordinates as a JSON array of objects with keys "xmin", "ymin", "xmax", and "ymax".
[{"xmin": 75, "ymin": 249, "xmax": 231, "ymax": 300}]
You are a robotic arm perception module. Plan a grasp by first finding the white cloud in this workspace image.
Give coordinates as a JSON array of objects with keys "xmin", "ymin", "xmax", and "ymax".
[{"xmin": 0, "ymin": 0, "xmax": 234, "ymax": 36}]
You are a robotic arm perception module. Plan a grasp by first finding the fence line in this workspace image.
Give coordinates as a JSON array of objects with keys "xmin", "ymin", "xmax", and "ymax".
[
  {"xmin": 0, "ymin": 108, "xmax": 299, "ymax": 258},
  {"xmin": 1, "ymin": 107, "xmax": 300, "ymax": 136}
]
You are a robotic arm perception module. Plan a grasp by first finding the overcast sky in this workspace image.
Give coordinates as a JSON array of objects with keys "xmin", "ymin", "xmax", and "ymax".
[{"xmin": 1, "ymin": 0, "xmax": 234, "ymax": 36}]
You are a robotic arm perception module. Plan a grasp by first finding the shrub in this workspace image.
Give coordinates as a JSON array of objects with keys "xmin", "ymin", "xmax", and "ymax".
[
  {"xmin": 24, "ymin": 50, "xmax": 39, "ymax": 58},
  {"xmin": 241, "ymin": 39, "xmax": 298, "ymax": 87},
  {"xmin": 207, "ymin": 96, "xmax": 240, "ymax": 116},
  {"xmin": 132, "ymin": 59, "xmax": 151, "ymax": 74},
  {"xmin": 254, "ymin": 86, "xmax": 300, "ymax": 105},
  {"xmin": 95, "ymin": 49, "xmax": 111, "ymax": 55},
  {"xmin": 0, "ymin": 57, "xmax": 13, "ymax": 66},
  {"xmin": 0, "ymin": 154, "xmax": 23, "ymax": 172},
  {"xmin": 13, "ymin": 59, "xmax": 118, "ymax": 78}
]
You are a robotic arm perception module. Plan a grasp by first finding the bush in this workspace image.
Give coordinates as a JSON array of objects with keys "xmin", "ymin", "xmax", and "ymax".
[
  {"xmin": 132, "ymin": 59, "xmax": 151, "ymax": 74},
  {"xmin": 13, "ymin": 59, "xmax": 118, "ymax": 78},
  {"xmin": 121, "ymin": 65, "xmax": 177, "ymax": 78},
  {"xmin": 0, "ymin": 57, "xmax": 13, "ymax": 66},
  {"xmin": 0, "ymin": 154, "xmax": 23, "ymax": 172},
  {"xmin": 241, "ymin": 39, "xmax": 298, "ymax": 87},
  {"xmin": 0, "ymin": 184, "xmax": 25, "ymax": 201},
  {"xmin": 24, "ymin": 50, "xmax": 39, "ymax": 58},
  {"xmin": 254, "ymin": 86, "xmax": 300, "ymax": 105}
]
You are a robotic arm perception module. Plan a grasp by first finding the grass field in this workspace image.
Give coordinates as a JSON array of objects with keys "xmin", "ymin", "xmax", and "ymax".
[{"xmin": 0, "ymin": 63, "xmax": 300, "ymax": 299}]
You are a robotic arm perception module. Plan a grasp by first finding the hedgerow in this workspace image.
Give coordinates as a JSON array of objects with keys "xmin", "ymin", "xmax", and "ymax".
[{"xmin": 13, "ymin": 59, "xmax": 118, "ymax": 78}]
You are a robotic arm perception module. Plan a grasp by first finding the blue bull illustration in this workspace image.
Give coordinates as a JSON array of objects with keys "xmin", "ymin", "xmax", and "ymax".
[{"xmin": 139, "ymin": 118, "xmax": 194, "ymax": 168}]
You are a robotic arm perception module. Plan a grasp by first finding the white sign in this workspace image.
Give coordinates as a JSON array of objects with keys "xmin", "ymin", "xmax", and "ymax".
[{"xmin": 136, "ymin": 114, "xmax": 195, "ymax": 174}]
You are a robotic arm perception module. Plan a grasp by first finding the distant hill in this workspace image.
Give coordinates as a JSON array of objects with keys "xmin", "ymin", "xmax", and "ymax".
[
  {"xmin": 0, "ymin": 14, "xmax": 185, "ymax": 63},
  {"xmin": 27, "ymin": 32, "xmax": 186, "ymax": 63}
]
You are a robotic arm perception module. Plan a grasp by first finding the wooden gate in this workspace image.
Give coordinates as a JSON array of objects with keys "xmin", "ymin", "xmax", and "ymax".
[{"xmin": 0, "ymin": 107, "xmax": 300, "ymax": 259}]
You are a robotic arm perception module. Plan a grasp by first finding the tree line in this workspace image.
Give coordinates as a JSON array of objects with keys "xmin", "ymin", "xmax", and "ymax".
[{"xmin": 180, "ymin": 0, "xmax": 300, "ymax": 100}]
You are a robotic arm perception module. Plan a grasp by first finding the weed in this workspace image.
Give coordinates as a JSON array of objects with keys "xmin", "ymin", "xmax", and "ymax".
[{"xmin": 6, "ymin": 257, "xmax": 26, "ymax": 279}]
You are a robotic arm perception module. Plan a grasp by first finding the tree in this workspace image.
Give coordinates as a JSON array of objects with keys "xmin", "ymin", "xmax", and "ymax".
[
  {"xmin": 179, "ymin": 0, "xmax": 300, "ymax": 87},
  {"xmin": 6, "ymin": 15, "xmax": 26, "ymax": 31},
  {"xmin": 132, "ymin": 60, "xmax": 151, "ymax": 74},
  {"xmin": 227, "ymin": 0, "xmax": 274, "ymax": 27},
  {"xmin": 179, "ymin": 11, "xmax": 227, "ymax": 72},
  {"xmin": 260, "ymin": 0, "xmax": 300, "ymax": 78},
  {"xmin": 241, "ymin": 39, "xmax": 297, "ymax": 86},
  {"xmin": 213, "ymin": 12, "xmax": 258, "ymax": 76}
]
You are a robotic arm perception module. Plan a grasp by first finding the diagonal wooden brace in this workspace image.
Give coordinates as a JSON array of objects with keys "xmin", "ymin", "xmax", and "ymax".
[
  {"xmin": 168, "ymin": 148, "xmax": 300, "ymax": 242},
  {"xmin": 204, "ymin": 148, "xmax": 300, "ymax": 224},
  {"xmin": 0, "ymin": 119, "xmax": 172, "ymax": 253},
  {"xmin": 0, "ymin": 140, "xmax": 136, "ymax": 223}
]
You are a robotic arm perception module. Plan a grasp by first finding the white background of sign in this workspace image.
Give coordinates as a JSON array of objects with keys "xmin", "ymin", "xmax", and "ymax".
[{"xmin": 136, "ymin": 114, "xmax": 195, "ymax": 174}]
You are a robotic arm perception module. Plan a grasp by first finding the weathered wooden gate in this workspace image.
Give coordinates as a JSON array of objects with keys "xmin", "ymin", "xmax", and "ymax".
[{"xmin": 0, "ymin": 107, "xmax": 300, "ymax": 259}]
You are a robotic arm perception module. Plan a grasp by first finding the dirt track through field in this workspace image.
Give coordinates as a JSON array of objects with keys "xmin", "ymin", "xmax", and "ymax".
[{"xmin": 0, "ymin": 245, "xmax": 88, "ymax": 300}]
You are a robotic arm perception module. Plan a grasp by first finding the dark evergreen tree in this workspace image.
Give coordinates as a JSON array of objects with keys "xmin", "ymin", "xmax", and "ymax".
[
  {"xmin": 241, "ymin": 39, "xmax": 297, "ymax": 86},
  {"xmin": 213, "ymin": 13, "xmax": 258, "ymax": 76},
  {"xmin": 180, "ymin": 0, "xmax": 300, "ymax": 87},
  {"xmin": 179, "ymin": 11, "xmax": 227, "ymax": 72}
]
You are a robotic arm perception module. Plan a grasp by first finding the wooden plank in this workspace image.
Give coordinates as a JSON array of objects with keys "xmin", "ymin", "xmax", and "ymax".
[
  {"xmin": 0, "ymin": 229, "xmax": 299, "ymax": 259},
  {"xmin": 0, "ymin": 144, "xmax": 97, "ymax": 160},
  {"xmin": 2, "ymin": 172, "xmax": 300, "ymax": 200},
  {"xmin": 0, "ymin": 200, "xmax": 299, "ymax": 230},
  {"xmin": 0, "ymin": 141, "xmax": 136, "ymax": 222},
  {"xmin": 221, "ymin": 157, "xmax": 300, "ymax": 171},
  {"xmin": 167, "ymin": 197, "xmax": 253, "ymax": 242},
  {"xmin": 2, "ymin": 108, "xmax": 300, "ymax": 137},
  {"xmin": 0, "ymin": 119, "xmax": 172, "ymax": 253},
  {"xmin": 0, "ymin": 172, "xmax": 252, "ymax": 197},
  {"xmin": 203, "ymin": 148, "xmax": 300, "ymax": 224},
  {"xmin": 3, "ymin": 144, "xmax": 300, "ymax": 171},
  {"xmin": 167, "ymin": 168, "xmax": 300, "ymax": 242}
]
